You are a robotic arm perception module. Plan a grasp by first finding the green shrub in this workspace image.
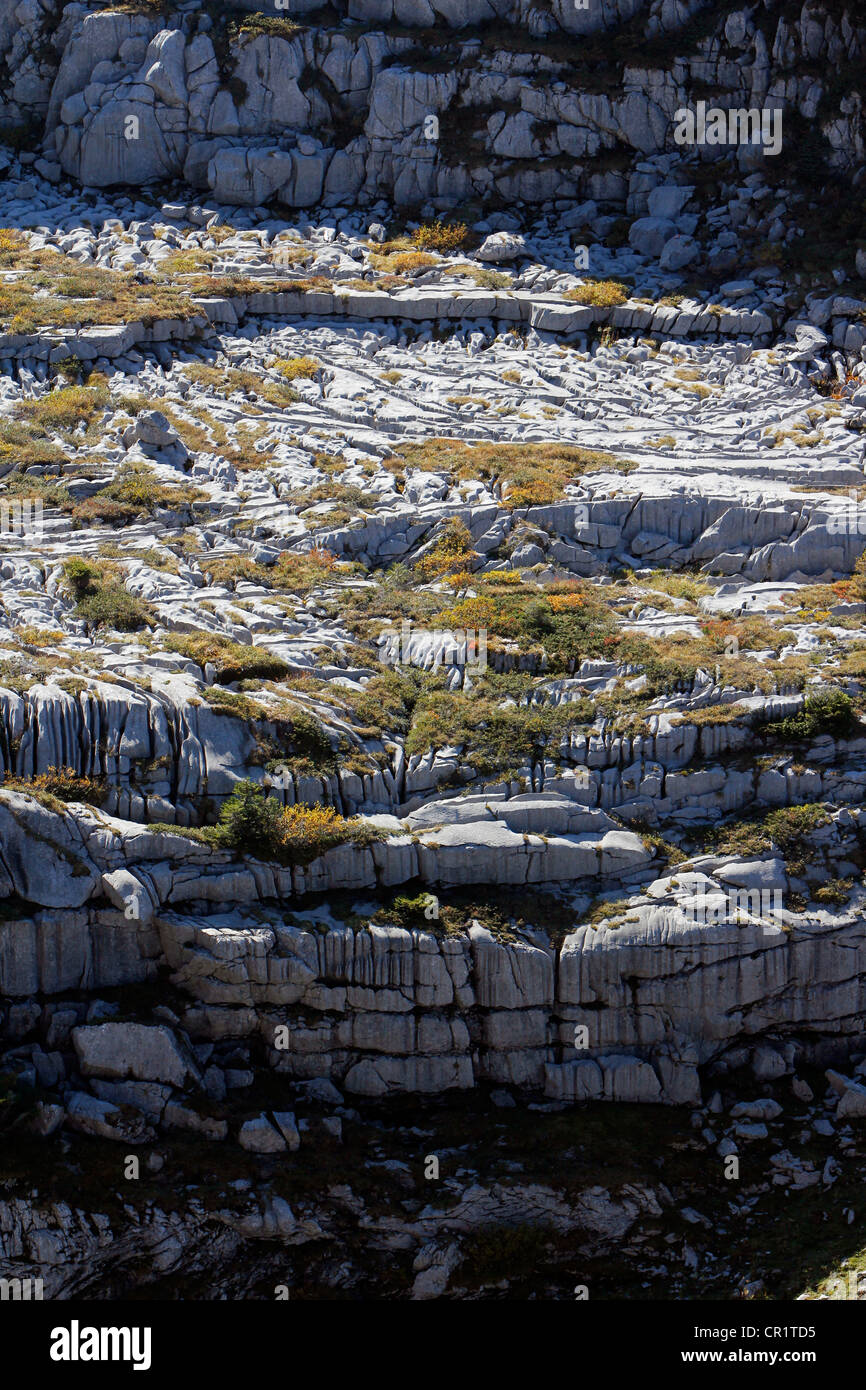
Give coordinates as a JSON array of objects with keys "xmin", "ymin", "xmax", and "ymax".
[
  {"xmin": 72, "ymin": 496, "xmax": 140, "ymax": 527},
  {"xmin": 761, "ymin": 690, "xmax": 858, "ymax": 741},
  {"xmin": 104, "ymin": 462, "xmax": 202, "ymax": 508},
  {"xmin": 61, "ymin": 557, "xmax": 155, "ymax": 632},
  {"xmin": 373, "ymin": 892, "xmax": 440, "ymax": 929},
  {"xmin": 405, "ymin": 689, "xmax": 594, "ymax": 774},
  {"xmin": 229, "ymin": 13, "xmax": 302, "ymax": 42},
  {"xmin": 61, "ymin": 556, "xmax": 97, "ymax": 600},
  {"xmin": 216, "ymin": 780, "xmax": 285, "ymax": 855},
  {"xmin": 284, "ymin": 710, "xmax": 334, "ymax": 766},
  {"xmin": 521, "ymin": 598, "xmax": 555, "ymax": 637},
  {"xmin": 812, "ymin": 877, "xmax": 854, "ymax": 906},
  {"xmin": 74, "ymin": 585, "xmax": 155, "ymax": 633},
  {"xmin": 214, "ymin": 780, "xmax": 383, "ymax": 865},
  {"xmin": 204, "ymin": 688, "xmax": 268, "ymax": 722}
]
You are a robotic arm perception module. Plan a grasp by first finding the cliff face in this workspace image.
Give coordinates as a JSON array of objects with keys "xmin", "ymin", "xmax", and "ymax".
[
  {"xmin": 1, "ymin": 0, "xmax": 864, "ymax": 208},
  {"xmin": 1, "ymin": 788, "xmax": 866, "ymax": 1109}
]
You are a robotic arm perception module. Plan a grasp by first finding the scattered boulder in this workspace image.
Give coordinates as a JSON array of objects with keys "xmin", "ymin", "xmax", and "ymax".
[
  {"xmin": 477, "ymin": 231, "xmax": 525, "ymax": 262},
  {"xmin": 827, "ymin": 1070, "xmax": 866, "ymax": 1118},
  {"xmin": 238, "ymin": 1114, "xmax": 288, "ymax": 1153},
  {"xmin": 72, "ymin": 1023, "xmax": 200, "ymax": 1088}
]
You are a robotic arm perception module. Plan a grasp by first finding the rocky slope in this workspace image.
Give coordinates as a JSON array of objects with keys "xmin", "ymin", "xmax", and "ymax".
[{"xmin": 2, "ymin": 0, "xmax": 866, "ymax": 1302}]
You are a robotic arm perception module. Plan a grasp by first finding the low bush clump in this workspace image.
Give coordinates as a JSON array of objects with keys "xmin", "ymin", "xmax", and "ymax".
[
  {"xmin": 432, "ymin": 579, "xmax": 618, "ymax": 672},
  {"xmin": 61, "ymin": 557, "xmax": 155, "ymax": 633},
  {"xmin": 410, "ymin": 221, "xmax": 468, "ymax": 252},
  {"xmin": 812, "ymin": 877, "xmax": 854, "ymax": 906},
  {"xmin": 564, "ymin": 279, "xmax": 629, "ymax": 307},
  {"xmin": 228, "ymin": 13, "xmax": 302, "ymax": 42},
  {"xmin": 167, "ymin": 632, "xmax": 289, "ymax": 685},
  {"xmin": 205, "ymin": 688, "xmax": 269, "ymax": 722},
  {"xmin": 460, "ymin": 1223, "xmax": 552, "ymax": 1284},
  {"xmin": 281, "ymin": 709, "xmax": 335, "ymax": 768},
  {"xmin": 369, "ymin": 251, "xmax": 437, "ymax": 275},
  {"xmin": 707, "ymin": 803, "xmax": 831, "ymax": 871},
  {"xmin": 760, "ymin": 689, "xmax": 858, "ymax": 741},
  {"xmin": 3, "ymin": 766, "xmax": 107, "ymax": 810},
  {"xmin": 615, "ymin": 632, "xmax": 710, "ymax": 696},
  {"xmin": 72, "ymin": 463, "xmax": 204, "ymax": 527},
  {"xmin": 214, "ymin": 780, "xmax": 382, "ymax": 864},
  {"xmin": 404, "ymin": 688, "xmax": 594, "ymax": 774},
  {"xmin": 373, "ymin": 891, "xmax": 442, "ymax": 929},
  {"xmin": 415, "ymin": 518, "xmax": 475, "ymax": 580},
  {"xmin": 273, "ymin": 356, "xmax": 320, "ymax": 381},
  {"xmin": 73, "ymin": 585, "xmax": 154, "ymax": 632}
]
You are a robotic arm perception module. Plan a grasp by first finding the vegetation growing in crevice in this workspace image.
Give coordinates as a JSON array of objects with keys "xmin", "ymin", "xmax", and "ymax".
[{"xmin": 61, "ymin": 557, "xmax": 156, "ymax": 633}]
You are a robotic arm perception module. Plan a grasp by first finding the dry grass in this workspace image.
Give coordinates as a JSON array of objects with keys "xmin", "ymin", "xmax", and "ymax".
[
  {"xmin": 662, "ymin": 380, "xmax": 714, "ymax": 400},
  {"xmin": 452, "ymin": 264, "xmax": 512, "ymax": 289},
  {"xmin": 0, "ymin": 234, "xmax": 198, "ymax": 333},
  {"xmin": 368, "ymin": 251, "xmax": 437, "ymax": 275},
  {"xmin": 273, "ymin": 356, "xmax": 321, "ymax": 381},
  {"xmin": 0, "ymin": 229, "xmax": 335, "ymax": 336},
  {"xmin": 564, "ymin": 279, "xmax": 629, "ymax": 307},
  {"xmin": 0, "ymin": 419, "xmax": 65, "ymax": 468},
  {"xmin": 641, "ymin": 571, "xmax": 712, "ymax": 603},
  {"xmin": 390, "ymin": 439, "xmax": 635, "ymax": 508},
  {"xmin": 166, "ymin": 632, "xmax": 289, "ymax": 684},
  {"xmin": 70, "ymin": 462, "xmax": 204, "ymax": 528},
  {"xmin": 767, "ymin": 426, "xmax": 823, "ymax": 448},
  {"xmin": 201, "ymin": 546, "xmax": 353, "ymax": 596},
  {"xmin": 13, "ymin": 384, "xmax": 109, "ymax": 433},
  {"xmin": 182, "ymin": 363, "xmax": 299, "ymax": 409}
]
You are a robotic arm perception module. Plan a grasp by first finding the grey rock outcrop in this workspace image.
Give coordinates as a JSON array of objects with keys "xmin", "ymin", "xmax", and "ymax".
[{"xmin": 0, "ymin": 1, "xmax": 862, "ymax": 208}]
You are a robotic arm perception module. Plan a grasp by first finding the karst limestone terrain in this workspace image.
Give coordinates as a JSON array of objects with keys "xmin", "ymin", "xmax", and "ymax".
[{"xmin": 3, "ymin": 0, "xmax": 866, "ymax": 1301}]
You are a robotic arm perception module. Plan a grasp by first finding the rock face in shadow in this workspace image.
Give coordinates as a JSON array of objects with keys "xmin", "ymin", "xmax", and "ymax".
[{"xmin": 1, "ymin": 2, "xmax": 864, "ymax": 206}]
